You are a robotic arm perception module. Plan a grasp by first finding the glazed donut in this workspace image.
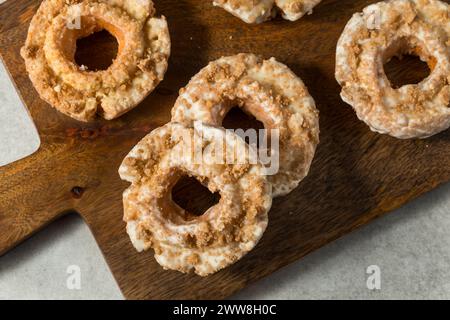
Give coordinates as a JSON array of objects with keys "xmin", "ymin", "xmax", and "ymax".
[
  {"xmin": 172, "ymin": 54, "xmax": 320, "ymax": 197},
  {"xmin": 213, "ymin": 0, "xmax": 323, "ymax": 24},
  {"xmin": 21, "ymin": 0, "xmax": 170, "ymax": 122},
  {"xmin": 336, "ymin": 0, "xmax": 450, "ymax": 139},
  {"xmin": 119, "ymin": 123, "xmax": 272, "ymax": 276}
]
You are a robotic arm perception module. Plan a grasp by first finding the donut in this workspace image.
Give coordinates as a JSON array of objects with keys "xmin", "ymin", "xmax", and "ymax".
[
  {"xmin": 21, "ymin": 0, "xmax": 170, "ymax": 122},
  {"xmin": 172, "ymin": 54, "xmax": 320, "ymax": 197},
  {"xmin": 213, "ymin": 0, "xmax": 323, "ymax": 24},
  {"xmin": 336, "ymin": 0, "xmax": 450, "ymax": 139},
  {"xmin": 119, "ymin": 123, "xmax": 272, "ymax": 276}
]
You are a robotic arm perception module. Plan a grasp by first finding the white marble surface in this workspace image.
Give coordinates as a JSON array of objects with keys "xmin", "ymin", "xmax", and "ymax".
[
  {"xmin": 0, "ymin": 56, "xmax": 40, "ymax": 167},
  {"xmin": 0, "ymin": 0, "xmax": 449, "ymax": 300}
]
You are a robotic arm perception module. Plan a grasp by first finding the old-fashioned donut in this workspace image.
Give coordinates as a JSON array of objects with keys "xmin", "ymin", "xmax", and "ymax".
[
  {"xmin": 172, "ymin": 54, "xmax": 320, "ymax": 197},
  {"xmin": 213, "ymin": 0, "xmax": 323, "ymax": 24},
  {"xmin": 21, "ymin": 0, "xmax": 170, "ymax": 122},
  {"xmin": 336, "ymin": 0, "xmax": 450, "ymax": 139},
  {"xmin": 119, "ymin": 123, "xmax": 272, "ymax": 276}
]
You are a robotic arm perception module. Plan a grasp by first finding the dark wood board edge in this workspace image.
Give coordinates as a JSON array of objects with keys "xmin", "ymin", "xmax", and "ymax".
[{"xmin": 0, "ymin": 0, "xmax": 449, "ymax": 299}]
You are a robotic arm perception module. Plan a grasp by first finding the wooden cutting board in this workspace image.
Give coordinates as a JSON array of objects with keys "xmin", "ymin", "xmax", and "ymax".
[{"xmin": 1, "ymin": 0, "xmax": 449, "ymax": 300}]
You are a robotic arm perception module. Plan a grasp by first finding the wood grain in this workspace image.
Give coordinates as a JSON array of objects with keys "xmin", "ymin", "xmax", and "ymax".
[{"xmin": 1, "ymin": 0, "xmax": 449, "ymax": 300}]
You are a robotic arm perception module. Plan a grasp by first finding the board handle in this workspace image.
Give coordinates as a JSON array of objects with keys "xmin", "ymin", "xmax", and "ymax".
[{"xmin": 0, "ymin": 149, "xmax": 77, "ymax": 255}]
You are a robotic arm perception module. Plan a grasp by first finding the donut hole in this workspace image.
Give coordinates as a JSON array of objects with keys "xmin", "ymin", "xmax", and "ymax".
[
  {"xmin": 384, "ymin": 55, "xmax": 431, "ymax": 88},
  {"xmin": 171, "ymin": 176, "xmax": 221, "ymax": 218},
  {"xmin": 383, "ymin": 38, "xmax": 432, "ymax": 88},
  {"xmin": 74, "ymin": 29, "xmax": 118, "ymax": 71},
  {"xmin": 223, "ymin": 107, "xmax": 265, "ymax": 148}
]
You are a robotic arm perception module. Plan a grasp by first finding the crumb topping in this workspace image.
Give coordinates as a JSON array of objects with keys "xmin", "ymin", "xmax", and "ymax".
[
  {"xmin": 172, "ymin": 53, "xmax": 320, "ymax": 197},
  {"xmin": 119, "ymin": 123, "xmax": 272, "ymax": 276},
  {"xmin": 21, "ymin": 0, "xmax": 170, "ymax": 122},
  {"xmin": 336, "ymin": 0, "xmax": 450, "ymax": 139},
  {"xmin": 213, "ymin": 0, "xmax": 322, "ymax": 24}
]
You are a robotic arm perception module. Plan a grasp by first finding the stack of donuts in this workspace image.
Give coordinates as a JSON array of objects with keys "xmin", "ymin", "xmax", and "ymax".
[
  {"xmin": 21, "ymin": 0, "xmax": 450, "ymax": 276},
  {"xmin": 119, "ymin": 53, "xmax": 320, "ymax": 276}
]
